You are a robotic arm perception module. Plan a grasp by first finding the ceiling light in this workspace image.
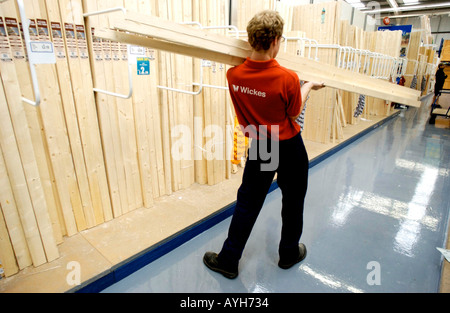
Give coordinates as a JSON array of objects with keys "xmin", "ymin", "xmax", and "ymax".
[
  {"xmin": 345, "ymin": 0, "xmax": 366, "ymax": 9},
  {"xmin": 380, "ymin": 10, "xmax": 450, "ymax": 19},
  {"xmin": 402, "ymin": 0, "xmax": 419, "ymax": 5},
  {"xmin": 364, "ymin": 2, "xmax": 450, "ymax": 13},
  {"xmin": 387, "ymin": 0, "xmax": 399, "ymax": 13},
  {"xmin": 387, "ymin": 0, "xmax": 399, "ymax": 9}
]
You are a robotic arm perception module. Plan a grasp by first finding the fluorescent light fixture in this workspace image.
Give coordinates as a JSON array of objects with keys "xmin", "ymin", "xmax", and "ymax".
[
  {"xmin": 364, "ymin": 2, "xmax": 450, "ymax": 13},
  {"xmin": 387, "ymin": 0, "xmax": 399, "ymax": 9},
  {"xmin": 387, "ymin": 0, "xmax": 399, "ymax": 13},
  {"xmin": 402, "ymin": 0, "xmax": 419, "ymax": 5},
  {"xmin": 352, "ymin": 4, "xmax": 366, "ymax": 9},
  {"xmin": 345, "ymin": 0, "xmax": 365, "ymax": 9},
  {"xmin": 382, "ymin": 11, "xmax": 450, "ymax": 19}
]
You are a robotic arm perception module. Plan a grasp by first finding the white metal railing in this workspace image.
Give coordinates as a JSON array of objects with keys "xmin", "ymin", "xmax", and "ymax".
[{"xmin": 280, "ymin": 34, "xmax": 406, "ymax": 82}]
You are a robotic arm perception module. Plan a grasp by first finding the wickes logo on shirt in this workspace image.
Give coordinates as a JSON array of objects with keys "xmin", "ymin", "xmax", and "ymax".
[{"xmin": 232, "ymin": 84, "xmax": 266, "ymax": 98}]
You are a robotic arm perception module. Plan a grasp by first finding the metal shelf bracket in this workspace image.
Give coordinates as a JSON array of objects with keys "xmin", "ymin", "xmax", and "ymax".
[
  {"xmin": 83, "ymin": 7, "xmax": 133, "ymax": 99},
  {"xmin": 17, "ymin": 0, "xmax": 40, "ymax": 106}
]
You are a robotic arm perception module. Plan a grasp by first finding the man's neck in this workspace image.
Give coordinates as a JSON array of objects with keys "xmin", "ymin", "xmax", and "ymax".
[{"xmin": 250, "ymin": 48, "xmax": 276, "ymax": 61}]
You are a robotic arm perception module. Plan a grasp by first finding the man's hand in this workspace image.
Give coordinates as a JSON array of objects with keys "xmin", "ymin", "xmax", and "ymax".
[
  {"xmin": 301, "ymin": 81, "xmax": 325, "ymax": 103},
  {"xmin": 290, "ymin": 81, "xmax": 326, "ymax": 121},
  {"xmin": 304, "ymin": 81, "xmax": 325, "ymax": 91}
]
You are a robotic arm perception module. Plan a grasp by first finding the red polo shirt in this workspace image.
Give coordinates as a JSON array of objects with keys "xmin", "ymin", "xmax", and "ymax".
[{"xmin": 227, "ymin": 57, "xmax": 302, "ymax": 141}]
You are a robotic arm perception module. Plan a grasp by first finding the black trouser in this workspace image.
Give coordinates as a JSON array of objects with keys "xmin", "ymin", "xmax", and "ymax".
[{"xmin": 218, "ymin": 132, "xmax": 309, "ymax": 269}]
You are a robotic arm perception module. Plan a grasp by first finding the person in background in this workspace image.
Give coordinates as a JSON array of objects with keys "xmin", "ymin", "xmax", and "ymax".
[
  {"xmin": 394, "ymin": 76, "xmax": 406, "ymax": 109},
  {"xmin": 433, "ymin": 63, "xmax": 447, "ymax": 108},
  {"xmin": 203, "ymin": 10, "xmax": 324, "ymax": 279}
]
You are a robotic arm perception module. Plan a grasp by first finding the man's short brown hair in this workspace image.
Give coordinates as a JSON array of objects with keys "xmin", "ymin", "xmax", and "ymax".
[{"xmin": 247, "ymin": 10, "xmax": 285, "ymax": 52}]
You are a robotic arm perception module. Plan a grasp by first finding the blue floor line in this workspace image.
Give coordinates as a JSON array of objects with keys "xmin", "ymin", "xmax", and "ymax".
[{"xmin": 71, "ymin": 111, "xmax": 400, "ymax": 293}]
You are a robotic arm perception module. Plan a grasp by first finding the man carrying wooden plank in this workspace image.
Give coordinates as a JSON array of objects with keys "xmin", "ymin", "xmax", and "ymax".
[{"xmin": 203, "ymin": 10, "xmax": 324, "ymax": 279}]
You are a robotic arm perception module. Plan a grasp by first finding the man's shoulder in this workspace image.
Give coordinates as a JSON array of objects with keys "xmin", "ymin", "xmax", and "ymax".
[
  {"xmin": 277, "ymin": 65, "xmax": 299, "ymax": 82},
  {"xmin": 227, "ymin": 64, "xmax": 243, "ymax": 77}
]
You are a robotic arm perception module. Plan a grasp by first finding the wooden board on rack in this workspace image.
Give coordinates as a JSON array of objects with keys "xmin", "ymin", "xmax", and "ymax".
[
  {"xmin": 192, "ymin": 0, "xmax": 207, "ymax": 185},
  {"xmin": 137, "ymin": 0, "xmax": 166, "ymax": 198},
  {"xmin": 108, "ymin": 0, "xmax": 142, "ymax": 213},
  {"xmin": 82, "ymin": 0, "xmax": 124, "ymax": 217},
  {"xmin": 123, "ymin": 0, "xmax": 154, "ymax": 208},
  {"xmin": 441, "ymin": 40, "xmax": 450, "ymax": 62},
  {"xmin": 95, "ymin": 11, "xmax": 421, "ymax": 107}
]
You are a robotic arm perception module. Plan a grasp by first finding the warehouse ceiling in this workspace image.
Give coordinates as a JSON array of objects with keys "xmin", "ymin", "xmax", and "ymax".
[{"xmin": 346, "ymin": 0, "xmax": 450, "ymax": 18}]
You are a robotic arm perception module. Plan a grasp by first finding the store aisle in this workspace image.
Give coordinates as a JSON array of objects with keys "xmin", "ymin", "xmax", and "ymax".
[{"xmin": 102, "ymin": 100, "xmax": 449, "ymax": 293}]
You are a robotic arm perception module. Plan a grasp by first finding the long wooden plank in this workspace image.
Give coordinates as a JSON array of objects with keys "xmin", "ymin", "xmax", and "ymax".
[
  {"xmin": 199, "ymin": 0, "xmax": 214, "ymax": 186},
  {"xmin": 82, "ymin": 0, "xmax": 124, "ymax": 218},
  {"xmin": 107, "ymin": 0, "xmax": 142, "ymax": 213},
  {"xmin": 165, "ymin": 0, "xmax": 182, "ymax": 192},
  {"xmin": 177, "ymin": 0, "xmax": 195, "ymax": 190},
  {"xmin": 95, "ymin": 11, "xmax": 421, "ymax": 107},
  {"xmin": 192, "ymin": 0, "xmax": 207, "ymax": 185},
  {"xmin": 123, "ymin": 0, "xmax": 154, "ymax": 208},
  {"xmin": 137, "ymin": 0, "xmax": 166, "ymax": 198},
  {"xmin": 156, "ymin": 0, "xmax": 173, "ymax": 195}
]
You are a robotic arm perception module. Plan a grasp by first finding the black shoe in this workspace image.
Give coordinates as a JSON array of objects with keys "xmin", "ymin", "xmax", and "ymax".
[
  {"xmin": 203, "ymin": 252, "xmax": 238, "ymax": 279},
  {"xmin": 278, "ymin": 243, "xmax": 307, "ymax": 270}
]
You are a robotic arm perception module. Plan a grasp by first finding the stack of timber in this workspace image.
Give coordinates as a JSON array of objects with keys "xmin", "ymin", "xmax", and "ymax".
[
  {"xmin": 417, "ymin": 46, "xmax": 438, "ymax": 96},
  {"xmin": 0, "ymin": 0, "xmax": 118, "ymax": 276},
  {"xmin": 0, "ymin": 0, "xmax": 423, "ymax": 277},
  {"xmin": 404, "ymin": 28, "xmax": 438, "ymax": 96},
  {"xmin": 420, "ymin": 15, "xmax": 433, "ymax": 46},
  {"xmin": 404, "ymin": 31, "xmax": 422, "ymax": 90},
  {"xmin": 364, "ymin": 29, "xmax": 402, "ymax": 117},
  {"xmin": 290, "ymin": 1, "xmax": 342, "ymax": 143},
  {"xmin": 235, "ymin": 0, "xmax": 275, "ymax": 30},
  {"xmin": 0, "ymin": 0, "xmax": 234, "ymax": 277},
  {"xmin": 424, "ymin": 49, "xmax": 439, "ymax": 95},
  {"xmin": 441, "ymin": 41, "xmax": 450, "ymax": 91},
  {"xmin": 441, "ymin": 40, "xmax": 450, "ymax": 62}
]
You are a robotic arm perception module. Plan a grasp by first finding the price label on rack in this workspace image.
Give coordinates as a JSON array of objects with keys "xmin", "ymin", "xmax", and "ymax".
[
  {"xmin": 28, "ymin": 41, "xmax": 56, "ymax": 64},
  {"xmin": 128, "ymin": 44, "xmax": 146, "ymax": 65},
  {"xmin": 137, "ymin": 57, "xmax": 150, "ymax": 75}
]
